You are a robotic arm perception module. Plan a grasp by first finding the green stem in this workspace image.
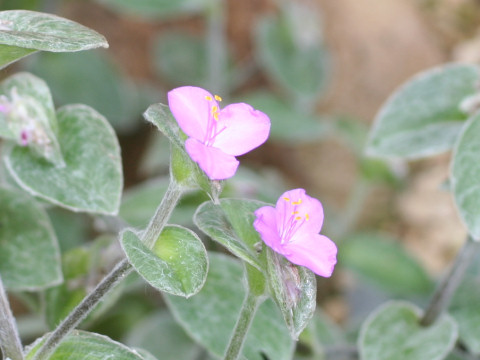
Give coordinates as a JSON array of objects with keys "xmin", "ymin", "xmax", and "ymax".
[
  {"xmin": 420, "ymin": 235, "xmax": 480, "ymax": 326},
  {"xmin": 33, "ymin": 182, "xmax": 184, "ymax": 360},
  {"xmin": 142, "ymin": 181, "xmax": 183, "ymax": 248},
  {"xmin": 0, "ymin": 276, "xmax": 24, "ymax": 360},
  {"xmin": 223, "ymin": 290, "xmax": 261, "ymax": 360}
]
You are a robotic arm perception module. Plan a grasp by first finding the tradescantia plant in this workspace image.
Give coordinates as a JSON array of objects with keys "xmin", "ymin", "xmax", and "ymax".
[
  {"xmin": 3, "ymin": 5, "xmax": 480, "ymax": 360},
  {"xmin": 0, "ymin": 9, "xmax": 338, "ymax": 360}
]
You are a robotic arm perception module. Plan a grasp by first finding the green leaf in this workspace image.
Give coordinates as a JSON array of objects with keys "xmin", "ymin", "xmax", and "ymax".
[
  {"xmin": 241, "ymin": 91, "xmax": 331, "ymax": 143},
  {"xmin": 0, "ymin": 72, "xmax": 63, "ymax": 164},
  {"xmin": 359, "ymin": 301, "xmax": 458, "ymax": 360},
  {"xmin": 194, "ymin": 198, "xmax": 266, "ymax": 270},
  {"xmin": 266, "ymin": 249, "xmax": 316, "ymax": 340},
  {"xmin": 143, "ymin": 103, "xmax": 212, "ymax": 192},
  {"xmin": 366, "ymin": 64, "xmax": 480, "ymax": 159},
  {"xmin": 28, "ymin": 51, "xmax": 153, "ymax": 133},
  {"xmin": 0, "ymin": 10, "xmax": 108, "ymax": 68},
  {"xmin": 449, "ymin": 252, "xmax": 480, "ymax": 354},
  {"xmin": 0, "ymin": 11, "xmax": 107, "ymax": 51},
  {"xmin": 125, "ymin": 310, "xmax": 203, "ymax": 360},
  {"xmin": 451, "ymin": 112, "xmax": 480, "ymax": 240},
  {"xmin": 26, "ymin": 330, "xmax": 148, "ymax": 360},
  {"xmin": 255, "ymin": 3, "xmax": 329, "ymax": 98},
  {"xmin": 5, "ymin": 104, "xmax": 123, "ymax": 215},
  {"xmin": 95, "ymin": 0, "xmax": 207, "ymax": 20},
  {"xmin": 164, "ymin": 252, "xmax": 294, "ymax": 360},
  {"xmin": 153, "ymin": 32, "xmax": 208, "ymax": 88},
  {"xmin": 0, "ymin": 187, "xmax": 62, "ymax": 290},
  {"xmin": 0, "ymin": 43, "xmax": 36, "ymax": 69},
  {"xmin": 121, "ymin": 227, "xmax": 208, "ymax": 297},
  {"xmin": 339, "ymin": 233, "xmax": 434, "ymax": 296},
  {"xmin": 143, "ymin": 103, "xmax": 185, "ymax": 152}
]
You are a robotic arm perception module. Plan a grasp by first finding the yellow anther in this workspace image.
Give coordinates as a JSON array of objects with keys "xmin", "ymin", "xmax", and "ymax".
[
  {"xmin": 213, "ymin": 112, "xmax": 219, "ymax": 121},
  {"xmin": 306, "ymin": 213, "xmax": 310, "ymax": 221},
  {"xmin": 292, "ymin": 211, "xmax": 299, "ymax": 215},
  {"xmin": 295, "ymin": 216, "xmax": 302, "ymax": 221},
  {"xmin": 283, "ymin": 197, "xmax": 290, "ymax": 202},
  {"xmin": 292, "ymin": 199, "xmax": 302, "ymax": 205},
  {"xmin": 212, "ymin": 105, "xmax": 218, "ymax": 112},
  {"xmin": 214, "ymin": 95, "xmax": 222, "ymax": 101},
  {"xmin": 205, "ymin": 95, "xmax": 213, "ymax": 101}
]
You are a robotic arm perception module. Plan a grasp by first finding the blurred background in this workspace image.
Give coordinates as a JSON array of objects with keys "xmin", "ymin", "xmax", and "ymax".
[{"xmin": 1, "ymin": 0, "xmax": 479, "ymax": 358}]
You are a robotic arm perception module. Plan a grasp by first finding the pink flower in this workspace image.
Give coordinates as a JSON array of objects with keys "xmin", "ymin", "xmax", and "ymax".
[
  {"xmin": 168, "ymin": 86, "xmax": 271, "ymax": 180},
  {"xmin": 253, "ymin": 188, "xmax": 337, "ymax": 277}
]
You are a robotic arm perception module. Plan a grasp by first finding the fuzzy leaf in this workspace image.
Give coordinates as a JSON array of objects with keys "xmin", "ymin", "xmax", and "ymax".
[
  {"xmin": 0, "ymin": 10, "xmax": 108, "ymax": 68},
  {"xmin": 0, "ymin": 187, "xmax": 62, "ymax": 290},
  {"xmin": 143, "ymin": 103, "xmax": 212, "ymax": 192},
  {"xmin": 121, "ymin": 227, "xmax": 208, "ymax": 297},
  {"xmin": 194, "ymin": 198, "xmax": 266, "ymax": 270},
  {"xmin": 266, "ymin": 248, "xmax": 316, "ymax": 340},
  {"xmin": 0, "ymin": 72, "xmax": 63, "ymax": 164},
  {"xmin": 26, "ymin": 330, "xmax": 147, "ymax": 360},
  {"xmin": 0, "ymin": 43, "xmax": 36, "ymax": 69},
  {"xmin": 452, "ymin": 112, "xmax": 480, "ymax": 240},
  {"xmin": 359, "ymin": 301, "xmax": 458, "ymax": 360},
  {"xmin": 5, "ymin": 104, "xmax": 123, "ymax": 215},
  {"xmin": 366, "ymin": 64, "xmax": 480, "ymax": 159},
  {"xmin": 164, "ymin": 252, "xmax": 293, "ymax": 360}
]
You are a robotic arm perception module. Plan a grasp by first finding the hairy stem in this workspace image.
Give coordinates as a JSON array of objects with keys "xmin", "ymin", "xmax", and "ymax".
[
  {"xmin": 0, "ymin": 276, "xmax": 24, "ymax": 360},
  {"xmin": 142, "ymin": 181, "xmax": 183, "ymax": 248},
  {"xmin": 223, "ymin": 290, "xmax": 261, "ymax": 360},
  {"xmin": 33, "ymin": 181, "xmax": 184, "ymax": 360},
  {"xmin": 420, "ymin": 235, "xmax": 480, "ymax": 326}
]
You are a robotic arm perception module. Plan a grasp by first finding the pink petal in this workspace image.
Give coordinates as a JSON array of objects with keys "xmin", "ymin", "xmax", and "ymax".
[
  {"xmin": 283, "ymin": 234, "xmax": 337, "ymax": 277},
  {"xmin": 185, "ymin": 138, "xmax": 239, "ymax": 180},
  {"xmin": 168, "ymin": 86, "xmax": 218, "ymax": 141},
  {"xmin": 276, "ymin": 189, "xmax": 324, "ymax": 235},
  {"xmin": 212, "ymin": 103, "xmax": 271, "ymax": 156},
  {"xmin": 253, "ymin": 206, "xmax": 283, "ymax": 253}
]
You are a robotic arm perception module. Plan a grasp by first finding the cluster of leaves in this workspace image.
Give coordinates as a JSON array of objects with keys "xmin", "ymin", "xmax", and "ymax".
[{"xmin": 0, "ymin": 4, "xmax": 333, "ymax": 360}]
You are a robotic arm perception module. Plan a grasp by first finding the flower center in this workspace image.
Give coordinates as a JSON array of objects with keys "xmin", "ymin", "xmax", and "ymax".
[
  {"xmin": 204, "ymin": 94, "xmax": 226, "ymax": 146},
  {"xmin": 280, "ymin": 197, "xmax": 310, "ymax": 244}
]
